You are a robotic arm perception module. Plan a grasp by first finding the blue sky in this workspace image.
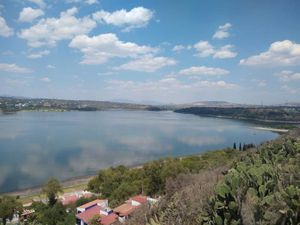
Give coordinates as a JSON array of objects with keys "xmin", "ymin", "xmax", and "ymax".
[{"xmin": 0, "ymin": 0, "xmax": 300, "ymax": 104}]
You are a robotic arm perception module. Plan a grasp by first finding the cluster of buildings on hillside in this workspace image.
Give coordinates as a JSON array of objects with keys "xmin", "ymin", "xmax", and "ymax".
[
  {"xmin": 76, "ymin": 195, "xmax": 158, "ymax": 225},
  {"xmin": 19, "ymin": 191, "xmax": 158, "ymax": 225}
]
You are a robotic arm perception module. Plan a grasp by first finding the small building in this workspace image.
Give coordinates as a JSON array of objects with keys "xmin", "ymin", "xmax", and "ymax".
[
  {"xmin": 114, "ymin": 195, "xmax": 154, "ymax": 223},
  {"xmin": 60, "ymin": 190, "xmax": 93, "ymax": 206},
  {"xmin": 76, "ymin": 199, "xmax": 118, "ymax": 225}
]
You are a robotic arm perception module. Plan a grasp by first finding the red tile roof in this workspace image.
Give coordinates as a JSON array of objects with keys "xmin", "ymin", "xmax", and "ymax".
[
  {"xmin": 78, "ymin": 199, "xmax": 105, "ymax": 209},
  {"xmin": 114, "ymin": 203, "xmax": 137, "ymax": 217},
  {"xmin": 76, "ymin": 205, "xmax": 101, "ymax": 224},
  {"xmin": 130, "ymin": 195, "xmax": 148, "ymax": 204},
  {"xmin": 100, "ymin": 213, "xmax": 118, "ymax": 225},
  {"xmin": 61, "ymin": 194, "xmax": 78, "ymax": 205}
]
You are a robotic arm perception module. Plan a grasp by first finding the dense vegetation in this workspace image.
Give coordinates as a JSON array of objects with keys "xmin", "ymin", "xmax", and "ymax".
[
  {"xmin": 88, "ymin": 149, "xmax": 240, "ymax": 207},
  {"xmin": 126, "ymin": 130, "xmax": 300, "ymax": 225},
  {"xmin": 175, "ymin": 107, "xmax": 300, "ymax": 122}
]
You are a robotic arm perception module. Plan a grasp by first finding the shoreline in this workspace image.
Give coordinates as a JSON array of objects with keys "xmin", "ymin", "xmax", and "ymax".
[{"xmin": 253, "ymin": 126, "xmax": 289, "ymax": 133}]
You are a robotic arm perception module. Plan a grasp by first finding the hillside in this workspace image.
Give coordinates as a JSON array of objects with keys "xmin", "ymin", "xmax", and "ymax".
[
  {"xmin": 175, "ymin": 106, "xmax": 300, "ymax": 123},
  {"xmin": 125, "ymin": 129, "xmax": 300, "ymax": 225}
]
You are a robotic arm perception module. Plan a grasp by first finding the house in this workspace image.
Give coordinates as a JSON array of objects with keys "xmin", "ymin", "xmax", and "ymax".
[
  {"xmin": 60, "ymin": 190, "xmax": 93, "ymax": 206},
  {"xmin": 76, "ymin": 199, "xmax": 118, "ymax": 225},
  {"xmin": 114, "ymin": 195, "xmax": 154, "ymax": 223},
  {"xmin": 113, "ymin": 203, "xmax": 137, "ymax": 223}
]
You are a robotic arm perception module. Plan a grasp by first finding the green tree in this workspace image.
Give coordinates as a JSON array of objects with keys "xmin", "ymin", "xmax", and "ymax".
[
  {"xmin": 42, "ymin": 178, "xmax": 63, "ymax": 206},
  {"xmin": 33, "ymin": 202, "xmax": 69, "ymax": 225},
  {"xmin": 0, "ymin": 196, "xmax": 22, "ymax": 225}
]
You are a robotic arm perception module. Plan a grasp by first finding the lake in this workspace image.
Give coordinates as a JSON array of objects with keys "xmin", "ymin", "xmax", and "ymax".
[{"xmin": 0, "ymin": 110, "xmax": 278, "ymax": 193}]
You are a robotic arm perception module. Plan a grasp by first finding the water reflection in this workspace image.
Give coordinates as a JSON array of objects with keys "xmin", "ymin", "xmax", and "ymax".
[{"xmin": 0, "ymin": 110, "xmax": 278, "ymax": 193}]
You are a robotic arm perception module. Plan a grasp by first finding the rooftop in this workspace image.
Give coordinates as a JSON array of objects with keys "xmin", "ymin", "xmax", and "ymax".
[
  {"xmin": 129, "ymin": 195, "xmax": 148, "ymax": 204},
  {"xmin": 76, "ymin": 205, "xmax": 101, "ymax": 224},
  {"xmin": 78, "ymin": 199, "xmax": 106, "ymax": 210},
  {"xmin": 100, "ymin": 213, "xmax": 118, "ymax": 225},
  {"xmin": 61, "ymin": 194, "xmax": 78, "ymax": 205},
  {"xmin": 114, "ymin": 203, "xmax": 137, "ymax": 217}
]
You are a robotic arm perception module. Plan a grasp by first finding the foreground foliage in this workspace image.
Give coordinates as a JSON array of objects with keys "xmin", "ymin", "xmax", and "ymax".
[
  {"xmin": 0, "ymin": 196, "xmax": 22, "ymax": 225},
  {"xmin": 129, "ymin": 130, "xmax": 300, "ymax": 225},
  {"xmin": 205, "ymin": 135, "xmax": 300, "ymax": 225}
]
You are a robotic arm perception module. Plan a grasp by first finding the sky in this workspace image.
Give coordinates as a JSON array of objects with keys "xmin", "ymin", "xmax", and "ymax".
[{"xmin": 0, "ymin": 0, "xmax": 300, "ymax": 104}]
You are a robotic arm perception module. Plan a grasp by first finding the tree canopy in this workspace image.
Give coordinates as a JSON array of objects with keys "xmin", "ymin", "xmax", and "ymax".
[{"xmin": 42, "ymin": 178, "xmax": 63, "ymax": 206}]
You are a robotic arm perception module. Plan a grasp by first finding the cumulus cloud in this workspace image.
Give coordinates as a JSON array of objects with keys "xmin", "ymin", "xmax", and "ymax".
[
  {"xmin": 93, "ymin": 7, "xmax": 154, "ymax": 31},
  {"xmin": 19, "ymin": 7, "xmax": 44, "ymax": 22},
  {"xmin": 213, "ymin": 45, "xmax": 237, "ymax": 58},
  {"xmin": 27, "ymin": 50, "xmax": 50, "ymax": 59},
  {"xmin": 0, "ymin": 63, "xmax": 32, "ymax": 73},
  {"xmin": 116, "ymin": 55, "xmax": 176, "ymax": 72},
  {"xmin": 69, "ymin": 33, "xmax": 158, "ymax": 64},
  {"xmin": 240, "ymin": 40, "xmax": 300, "ymax": 66},
  {"xmin": 179, "ymin": 66, "xmax": 229, "ymax": 76},
  {"xmin": 105, "ymin": 78, "xmax": 237, "ymax": 98},
  {"xmin": 0, "ymin": 16, "xmax": 13, "ymax": 37},
  {"xmin": 28, "ymin": 0, "xmax": 46, "ymax": 8},
  {"xmin": 194, "ymin": 41, "xmax": 215, "ymax": 57},
  {"xmin": 213, "ymin": 23, "xmax": 232, "ymax": 39},
  {"xmin": 194, "ymin": 41, "xmax": 237, "ymax": 59},
  {"xmin": 19, "ymin": 7, "xmax": 96, "ymax": 48},
  {"xmin": 276, "ymin": 70, "xmax": 300, "ymax": 82}
]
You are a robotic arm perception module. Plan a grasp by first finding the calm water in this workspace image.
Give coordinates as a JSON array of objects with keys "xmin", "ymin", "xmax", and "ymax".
[{"xmin": 0, "ymin": 110, "xmax": 278, "ymax": 193}]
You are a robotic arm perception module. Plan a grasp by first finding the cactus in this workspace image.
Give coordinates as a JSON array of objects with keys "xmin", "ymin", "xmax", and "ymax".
[{"xmin": 203, "ymin": 137, "xmax": 300, "ymax": 225}]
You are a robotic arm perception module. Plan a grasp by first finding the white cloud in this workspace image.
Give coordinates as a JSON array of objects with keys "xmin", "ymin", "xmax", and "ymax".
[
  {"xmin": 179, "ymin": 66, "xmax": 230, "ymax": 76},
  {"xmin": 240, "ymin": 40, "xmax": 300, "ymax": 66},
  {"xmin": 28, "ymin": 0, "xmax": 46, "ymax": 8},
  {"xmin": 69, "ymin": 33, "xmax": 158, "ymax": 64},
  {"xmin": 19, "ymin": 7, "xmax": 96, "ymax": 48},
  {"xmin": 47, "ymin": 64, "xmax": 56, "ymax": 69},
  {"xmin": 40, "ymin": 77, "xmax": 51, "ymax": 82},
  {"xmin": 93, "ymin": 7, "xmax": 154, "ymax": 31},
  {"xmin": 116, "ymin": 55, "xmax": 176, "ymax": 72},
  {"xmin": 213, "ymin": 45, "xmax": 237, "ymax": 59},
  {"xmin": 66, "ymin": 0, "xmax": 98, "ymax": 4},
  {"xmin": 0, "ymin": 16, "xmax": 13, "ymax": 37},
  {"xmin": 0, "ymin": 63, "xmax": 32, "ymax": 73},
  {"xmin": 104, "ymin": 78, "xmax": 237, "ymax": 103},
  {"xmin": 276, "ymin": 70, "xmax": 300, "ymax": 82},
  {"xmin": 194, "ymin": 41, "xmax": 215, "ymax": 57},
  {"xmin": 19, "ymin": 7, "xmax": 44, "ymax": 22},
  {"xmin": 194, "ymin": 41, "xmax": 237, "ymax": 59},
  {"xmin": 213, "ymin": 22, "xmax": 232, "ymax": 39},
  {"xmin": 27, "ymin": 50, "xmax": 50, "ymax": 58},
  {"xmin": 172, "ymin": 45, "xmax": 192, "ymax": 52}
]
